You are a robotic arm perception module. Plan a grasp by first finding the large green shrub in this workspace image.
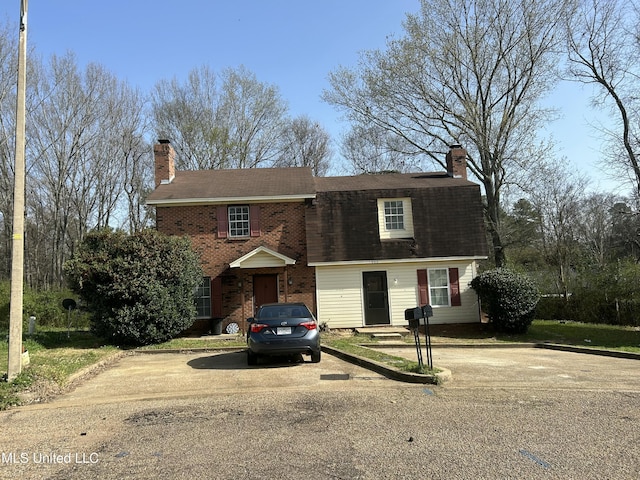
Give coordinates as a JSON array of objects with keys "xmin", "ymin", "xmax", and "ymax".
[
  {"xmin": 63, "ymin": 229, "xmax": 203, "ymax": 345},
  {"xmin": 471, "ymin": 268, "xmax": 540, "ymax": 333}
]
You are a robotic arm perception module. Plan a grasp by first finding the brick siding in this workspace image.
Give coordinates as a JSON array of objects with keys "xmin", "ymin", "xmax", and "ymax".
[{"xmin": 156, "ymin": 201, "xmax": 316, "ymax": 333}]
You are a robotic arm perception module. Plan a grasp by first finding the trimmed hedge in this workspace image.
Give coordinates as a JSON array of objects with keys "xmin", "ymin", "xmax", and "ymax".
[
  {"xmin": 471, "ymin": 268, "xmax": 540, "ymax": 334},
  {"xmin": 63, "ymin": 229, "xmax": 203, "ymax": 346}
]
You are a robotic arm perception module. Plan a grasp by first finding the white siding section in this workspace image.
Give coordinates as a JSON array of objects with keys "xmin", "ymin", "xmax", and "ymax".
[
  {"xmin": 316, "ymin": 260, "xmax": 481, "ymax": 328},
  {"xmin": 315, "ymin": 267, "xmax": 364, "ymax": 328}
]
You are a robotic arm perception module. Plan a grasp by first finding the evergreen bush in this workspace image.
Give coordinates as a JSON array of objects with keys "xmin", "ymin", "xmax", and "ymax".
[
  {"xmin": 63, "ymin": 229, "xmax": 202, "ymax": 345},
  {"xmin": 471, "ymin": 268, "xmax": 540, "ymax": 333}
]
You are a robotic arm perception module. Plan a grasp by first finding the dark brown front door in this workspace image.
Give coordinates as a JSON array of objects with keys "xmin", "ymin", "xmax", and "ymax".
[
  {"xmin": 363, "ymin": 271, "xmax": 390, "ymax": 325},
  {"xmin": 254, "ymin": 274, "xmax": 279, "ymax": 313}
]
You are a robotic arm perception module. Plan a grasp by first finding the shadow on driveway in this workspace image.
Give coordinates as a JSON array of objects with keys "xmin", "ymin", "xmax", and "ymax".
[{"xmin": 187, "ymin": 351, "xmax": 306, "ymax": 370}]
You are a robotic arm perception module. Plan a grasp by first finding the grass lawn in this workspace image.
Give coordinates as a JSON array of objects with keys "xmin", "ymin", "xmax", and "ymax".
[
  {"xmin": 322, "ymin": 336, "xmax": 438, "ymax": 375},
  {"xmin": 138, "ymin": 336, "xmax": 246, "ymax": 350},
  {"xmin": 500, "ymin": 320, "xmax": 640, "ymax": 353},
  {"xmin": 0, "ymin": 330, "xmax": 117, "ymax": 410}
]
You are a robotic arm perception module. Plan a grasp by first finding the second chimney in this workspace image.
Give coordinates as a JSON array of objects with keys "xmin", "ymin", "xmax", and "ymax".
[
  {"xmin": 446, "ymin": 144, "xmax": 467, "ymax": 180},
  {"xmin": 153, "ymin": 139, "xmax": 176, "ymax": 188}
]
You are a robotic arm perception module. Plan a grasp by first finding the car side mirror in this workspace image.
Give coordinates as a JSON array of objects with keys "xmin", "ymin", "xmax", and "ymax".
[{"xmin": 246, "ymin": 317, "xmax": 254, "ymax": 323}]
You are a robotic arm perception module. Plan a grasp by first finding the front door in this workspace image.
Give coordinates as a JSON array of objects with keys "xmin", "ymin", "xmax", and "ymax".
[
  {"xmin": 363, "ymin": 271, "xmax": 390, "ymax": 325},
  {"xmin": 254, "ymin": 274, "xmax": 279, "ymax": 313}
]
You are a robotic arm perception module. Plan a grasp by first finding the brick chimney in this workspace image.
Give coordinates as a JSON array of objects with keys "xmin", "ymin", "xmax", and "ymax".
[
  {"xmin": 153, "ymin": 139, "xmax": 175, "ymax": 188},
  {"xmin": 446, "ymin": 144, "xmax": 467, "ymax": 180}
]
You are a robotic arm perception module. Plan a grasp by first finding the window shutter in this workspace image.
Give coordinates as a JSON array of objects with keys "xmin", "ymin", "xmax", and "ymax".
[
  {"xmin": 211, "ymin": 277, "xmax": 223, "ymax": 318},
  {"xmin": 250, "ymin": 205, "xmax": 261, "ymax": 237},
  {"xmin": 417, "ymin": 269, "xmax": 429, "ymax": 306},
  {"xmin": 449, "ymin": 268, "xmax": 461, "ymax": 306},
  {"xmin": 217, "ymin": 206, "xmax": 228, "ymax": 239}
]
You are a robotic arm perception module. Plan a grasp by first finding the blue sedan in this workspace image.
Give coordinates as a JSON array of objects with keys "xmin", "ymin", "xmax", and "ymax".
[{"xmin": 246, "ymin": 303, "xmax": 321, "ymax": 365}]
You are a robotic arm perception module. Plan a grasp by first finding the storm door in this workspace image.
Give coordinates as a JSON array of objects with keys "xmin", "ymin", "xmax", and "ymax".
[{"xmin": 362, "ymin": 271, "xmax": 390, "ymax": 325}]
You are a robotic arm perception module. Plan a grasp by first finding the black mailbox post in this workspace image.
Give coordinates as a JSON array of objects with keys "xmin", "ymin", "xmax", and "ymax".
[{"xmin": 404, "ymin": 305, "xmax": 433, "ymax": 370}]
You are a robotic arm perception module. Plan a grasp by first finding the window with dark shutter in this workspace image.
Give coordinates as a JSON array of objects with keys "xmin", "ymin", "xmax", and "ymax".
[
  {"xmin": 228, "ymin": 205, "xmax": 250, "ymax": 237},
  {"xmin": 420, "ymin": 267, "xmax": 462, "ymax": 307}
]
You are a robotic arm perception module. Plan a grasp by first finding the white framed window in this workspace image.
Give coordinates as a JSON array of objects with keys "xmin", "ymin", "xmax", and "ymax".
[
  {"xmin": 384, "ymin": 200, "xmax": 404, "ymax": 230},
  {"xmin": 428, "ymin": 268, "xmax": 450, "ymax": 307},
  {"xmin": 377, "ymin": 198, "xmax": 414, "ymax": 239},
  {"xmin": 195, "ymin": 277, "xmax": 212, "ymax": 318},
  {"xmin": 228, "ymin": 205, "xmax": 250, "ymax": 238}
]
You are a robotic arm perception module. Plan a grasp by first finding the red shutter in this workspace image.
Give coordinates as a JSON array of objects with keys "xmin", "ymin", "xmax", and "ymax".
[
  {"xmin": 417, "ymin": 269, "xmax": 429, "ymax": 306},
  {"xmin": 217, "ymin": 206, "xmax": 228, "ymax": 239},
  {"xmin": 449, "ymin": 268, "xmax": 461, "ymax": 306},
  {"xmin": 211, "ymin": 277, "xmax": 223, "ymax": 318},
  {"xmin": 250, "ymin": 205, "xmax": 261, "ymax": 237}
]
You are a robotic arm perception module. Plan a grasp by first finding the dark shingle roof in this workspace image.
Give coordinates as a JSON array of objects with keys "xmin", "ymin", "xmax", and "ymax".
[
  {"xmin": 306, "ymin": 172, "xmax": 489, "ymax": 263},
  {"xmin": 146, "ymin": 166, "xmax": 488, "ymax": 262},
  {"xmin": 314, "ymin": 171, "xmax": 470, "ymax": 192},
  {"xmin": 146, "ymin": 167, "xmax": 315, "ymax": 204}
]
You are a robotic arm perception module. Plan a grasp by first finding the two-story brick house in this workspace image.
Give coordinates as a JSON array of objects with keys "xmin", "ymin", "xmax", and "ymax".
[{"xmin": 146, "ymin": 140, "xmax": 488, "ymax": 334}]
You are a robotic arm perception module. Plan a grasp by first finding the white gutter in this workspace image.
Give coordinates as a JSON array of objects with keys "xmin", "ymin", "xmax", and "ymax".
[
  {"xmin": 309, "ymin": 255, "xmax": 488, "ymax": 267},
  {"xmin": 146, "ymin": 193, "xmax": 316, "ymax": 206}
]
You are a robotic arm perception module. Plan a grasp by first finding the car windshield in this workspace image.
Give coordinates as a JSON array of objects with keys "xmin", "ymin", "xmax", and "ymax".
[{"xmin": 258, "ymin": 305, "xmax": 311, "ymax": 319}]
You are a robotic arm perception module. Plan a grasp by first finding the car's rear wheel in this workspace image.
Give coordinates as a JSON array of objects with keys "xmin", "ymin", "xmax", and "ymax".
[
  {"xmin": 311, "ymin": 350, "xmax": 321, "ymax": 363},
  {"xmin": 247, "ymin": 349, "xmax": 258, "ymax": 366}
]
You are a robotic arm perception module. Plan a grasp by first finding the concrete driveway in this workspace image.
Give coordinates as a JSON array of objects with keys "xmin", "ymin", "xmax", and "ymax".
[
  {"xmin": 31, "ymin": 343, "xmax": 640, "ymax": 410},
  {"xmin": 45, "ymin": 349, "xmax": 394, "ymax": 409},
  {"xmin": 376, "ymin": 344, "xmax": 640, "ymax": 391}
]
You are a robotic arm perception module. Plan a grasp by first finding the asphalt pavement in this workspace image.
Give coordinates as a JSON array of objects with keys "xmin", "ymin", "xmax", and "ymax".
[{"xmin": 0, "ymin": 345, "xmax": 639, "ymax": 479}]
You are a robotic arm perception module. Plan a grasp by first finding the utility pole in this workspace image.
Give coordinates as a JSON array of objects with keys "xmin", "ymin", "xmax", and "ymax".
[{"xmin": 7, "ymin": 0, "xmax": 28, "ymax": 381}]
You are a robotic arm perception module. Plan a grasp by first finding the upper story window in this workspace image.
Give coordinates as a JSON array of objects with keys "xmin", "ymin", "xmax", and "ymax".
[
  {"xmin": 384, "ymin": 200, "xmax": 404, "ymax": 230},
  {"xmin": 217, "ymin": 204, "xmax": 261, "ymax": 239},
  {"xmin": 228, "ymin": 205, "xmax": 250, "ymax": 238},
  {"xmin": 377, "ymin": 198, "xmax": 414, "ymax": 239}
]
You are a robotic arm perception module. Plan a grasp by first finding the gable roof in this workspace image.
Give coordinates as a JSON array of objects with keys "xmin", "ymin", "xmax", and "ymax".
[
  {"xmin": 229, "ymin": 246, "xmax": 297, "ymax": 269},
  {"xmin": 146, "ymin": 167, "xmax": 316, "ymax": 205},
  {"xmin": 307, "ymin": 172, "xmax": 488, "ymax": 264}
]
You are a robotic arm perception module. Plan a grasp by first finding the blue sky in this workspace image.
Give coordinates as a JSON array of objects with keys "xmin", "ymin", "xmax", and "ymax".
[{"xmin": 0, "ymin": 1, "xmax": 623, "ymax": 193}]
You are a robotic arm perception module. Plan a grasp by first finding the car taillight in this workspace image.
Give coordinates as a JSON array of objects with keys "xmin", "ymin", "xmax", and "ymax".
[
  {"xmin": 300, "ymin": 320, "xmax": 317, "ymax": 330},
  {"xmin": 250, "ymin": 323, "xmax": 269, "ymax": 333}
]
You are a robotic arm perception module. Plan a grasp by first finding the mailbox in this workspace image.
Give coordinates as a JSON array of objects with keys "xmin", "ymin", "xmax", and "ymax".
[
  {"xmin": 404, "ymin": 307, "xmax": 423, "ymax": 321},
  {"xmin": 404, "ymin": 305, "xmax": 433, "ymax": 321},
  {"xmin": 404, "ymin": 305, "xmax": 434, "ymax": 370}
]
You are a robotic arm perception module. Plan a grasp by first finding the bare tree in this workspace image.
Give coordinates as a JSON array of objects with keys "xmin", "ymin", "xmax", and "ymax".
[
  {"xmin": 26, "ymin": 53, "xmax": 149, "ymax": 287},
  {"xmin": 273, "ymin": 115, "xmax": 332, "ymax": 176},
  {"xmin": 323, "ymin": 0, "xmax": 572, "ymax": 266},
  {"xmin": 526, "ymin": 160, "xmax": 590, "ymax": 298},
  {"xmin": 341, "ymin": 124, "xmax": 421, "ymax": 174},
  {"xmin": 0, "ymin": 19, "xmax": 18, "ymax": 278},
  {"xmin": 566, "ymin": 0, "xmax": 640, "ymax": 198},
  {"xmin": 152, "ymin": 65, "xmax": 289, "ymax": 170}
]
